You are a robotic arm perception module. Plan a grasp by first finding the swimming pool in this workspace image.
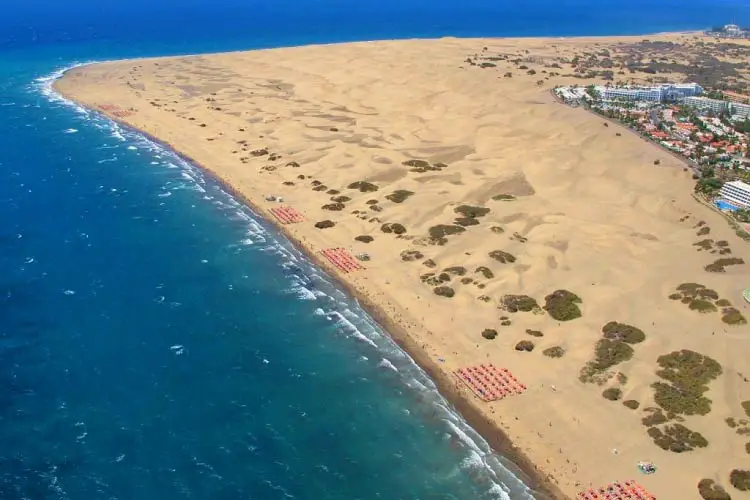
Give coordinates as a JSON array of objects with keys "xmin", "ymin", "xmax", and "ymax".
[{"xmin": 716, "ymin": 199, "xmax": 740, "ymax": 212}]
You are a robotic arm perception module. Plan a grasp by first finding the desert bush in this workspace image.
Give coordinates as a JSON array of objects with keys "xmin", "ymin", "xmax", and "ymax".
[
  {"xmin": 312, "ymin": 185, "xmax": 328, "ymax": 191},
  {"xmin": 311, "ymin": 180, "xmax": 322, "ymax": 186},
  {"xmin": 434, "ymin": 286, "xmax": 455, "ymax": 298},
  {"xmin": 490, "ymin": 226, "xmax": 505, "ymax": 234},
  {"xmin": 475, "ymin": 266, "xmax": 494, "ymax": 279},
  {"xmin": 543, "ymin": 289, "xmax": 582, "ymax": 321},
  {"xmin": 444, "ymin": 266, "xmax": 467, "ymax": 276},
  {"xmin": 689, "ymin": 299, "xmax": 717, "ymax": 313},
  {"xmin": 647, "ymin": 423, "xmax": 708, "ymax": 453},
  {"xmin": 543, "ymin": 346, "xmax": 565, "ymax": 358},
  {"xmin": 422, "ymin": 259, "xmax": 437, "ymax": 268},
  {"xmin": 515, "ymin": 340, "xmax": 535, "ymax": 352},
  {"xmin": 355, "ymin": 235, "xmax": 374, "ymax": 243},
  {"xmin": 668, "ymin": 293, "xmax": 682, "ymax": 300},
  {"xmin": 602, "ymin": 388, "xmax": 622, "ymax": 401},
  {"xmin": 366, "ymin": 199, "xmax": 378, "ymax": 205},
  {"xmin": 381, "ymin": 223, "xmax": 407, "ymax": 235},
  {"xmin": 698, "ymin": 479, "xmax": 731, "ymax": 500},
  {"xmin": 591, "ymin": 338, "xmax": 634, "ymax": 371},
  {"xmin": 705, "ymin": 258, "xmax": 745, "ymax": 273},
  {"xmin": 492, "ymin": 194, "xmax": 516, "ymax": 201},
  {"xmin": 331, "ymin": 195, "xmax": 351, "ymax": 203},
  {"xmin": 722, "ymin": 308, "xmax": 747, "ymax": 325},
  {"xmin": 322, "ymin": 202, "xmax": 345, "ymax": 211},
  {"xmin": 286, "ymin": 161, "xmax": 300, "ymax": 168},
  {"xmin": 716, "ymin": 240, "xmax": 729, "ymax": 247},
  {"xmin": 250, "ymin": 148, "xmax": 268, "ymax": 156},
  {"xmin": 385, "ymin": 190, "xmax": 415, "ymax": 203},
  {"xmin": 489, "ymin": 250, "xmax": 516, "ymax": 264},
  {"xmin": 623, "ymin": 400, "xmax": 640, "ymax": 410},
  {"xmin": 694, "ymin": 239, "xmax": 714, "ymax": 251},
  {"xmin": 526, "ymin": 329, "xmax": 544, "ymax": 337},
  {"xmin": 348, "ymin": 180, "xmax": 379, "ymax": 192},
  {"xmin": 697, "ymin": 226, "xmax": 711, "ymax": 236},
  {"xmin": 454, "ymin": 205, "xmax": 490, "ymax": 218},
  {"xmin": 716, "ymin": 299, "xmax": 732, "ymax": 307},
  {"xmin": 454, "ymin": 217, "xmax": 480, "ymax": 227},
  {"xmin": 402, "ymin": 159, "xmax": 430, "ymax": 168},
  {"xmin": 282, "ymin": 181, "xmax": 295, "ymax": 186},
  {"xmin": 678, "ymin": 282, "xmax": 706, "ymax": 292},
  {"xmin": 641, "ymin": 409, "xmax": 668, "ymax": 427},
  {"xmin": 369, "ymin": 204, "xmax": 382, "ymax": 212},
  {"xmin": 746, "ymin": 442, "xmax": 750, "ymax": 454},
  {"xmin": 478, "ymin": 295, "xmax": 491, "ymax": 303},
  {"xmin": 742, "ymin": 400, "xmax": 750, "ymax": 417},
  {"xmin": 400, "ymin": 250, "xmax": 424, "ymax": 261},
  {"xmin": 698, "ymin": 288, "xmax": 720, "ymax": 300},
  {"xmin": 502, "ymin": 294, "xmax": 539, "ymax": 312},
  {"xmin": 730, "ymin": 469, "xmax": 750, "ymax": 491},
  {"xmin": 314, "ymin": 220, "xmax": 335, "ymax": 229},
  {"xmin": 429, "ymin": 225, "xmax": 465, "ymax": 239},
  {"xmin": 420, "ymin": 272, "xmax": 451, "ymax": 286},
  {"xmin": 482, "ymin": 329, "xmax": 498, "ymax": 340},
  {"xmin": 651, "ymin": 349, "xmax": 722, "ymax": 415},
  {"xmin": 602, "ymin": 321, "xmax": 646, "ymax": 344},
  {"xmin": 460, "ymin": 277, "xmax": 473, "ymax": 285}
]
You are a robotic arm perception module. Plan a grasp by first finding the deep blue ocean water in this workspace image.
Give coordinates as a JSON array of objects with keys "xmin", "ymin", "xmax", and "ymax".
[{"xmin": 2, "ymin": 1, "xmax": 749, "ymax": 499}]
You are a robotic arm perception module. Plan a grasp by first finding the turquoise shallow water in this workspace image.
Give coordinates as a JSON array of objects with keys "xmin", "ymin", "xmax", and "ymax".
[{"xmin": 2, "ymin": 1, "xmax": 750, "ymax": 499}]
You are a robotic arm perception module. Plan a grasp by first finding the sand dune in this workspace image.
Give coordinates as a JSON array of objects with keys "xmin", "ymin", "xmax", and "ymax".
[{"xmin": 56, "ymin": 33, "xmax": 750, "ymax": 499}]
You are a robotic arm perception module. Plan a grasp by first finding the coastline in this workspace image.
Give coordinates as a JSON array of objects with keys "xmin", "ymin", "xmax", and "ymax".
[
  {"xmin": 51, "ymin": 34, "xmax": 750, "ymax": 500},
  {"xmin": 60, "ymin": 92, "xmax": 563, "ymax": 499}
]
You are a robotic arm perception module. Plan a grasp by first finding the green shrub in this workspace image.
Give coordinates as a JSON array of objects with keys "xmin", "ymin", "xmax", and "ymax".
[
  {"xmin": 454, "ymin": 217, "xmax": 480, "ymax": 227},
  {"xmin": 492, "ymin": 194, "xmax": 516, "ymax": 201},
  {"xmin": 543, "ymin": 346, "xmax": 565, "ymax": 358},
  {"xmin": 381, "ymin": 223, "xmax": 407, "ymax": 235},
  {"xmin": 742, "ymin": 400, "xmax": 750, "ymax": 418},
  {"xmin": 705, "ymin": 258, "xmax": 745, "ymax": 273},
  {"xmin": 460, "ymin": 277, "xmax": 473, "ymax": 285},
  {"xmin": 385, "ymin": 190, "xmax": 414, "ymax": 203},
  {"xmin": 602, "ymin": 388, "xmax": 622, "ymax": 401},
  {"xmin": 526, "ymin": 329, "xmax": 544, "ymax": 337},
  {"xmin": 647, "ymin": 423, "xmax": 708, "ymax": 452},
  {"xmin": 502, "ymin": 295, "xmax": 539, "ymax": 312},
  {"xmin": 722, "ymin": 308, "xmax": 747, "ymax": 325},
  {"xmin": 327, "ymin": 189, "xmax": 340, "ymax": 195},
  {"xmin": 331, "ymin": 195, "xmax": 351, "ymax": 203},
  {"xmin": 313, "ymin": 185, "xmax": 328, "ymax": 191},
  {"xmin": 623, "ymin": 400, "xmax": 640, "ymax": 410},
  {"xmin": 652, "ymin": 382, "xmax": 713, "ymax": 416},
  {"xmin": 400, "ymin": 250, "xmax": 424, "ymax": 261},
  {"xmin": 286, "ymin": 161, "xmax": 300, "ymax": 168},
  {"xmin": 314, "ymin": 220, "xmax": 335, "ymax": 229},
  {"xmin": 454, "ymin": 205, "xmax": 490, "ymax": 218},
  {"xmin": 422, "ymin": 259, "xmax": 437, "ymax": 268},
  {"xmin": 641, "ymin": 409, "xmax": 668, "ymax": 427},
  {"xmin": 475, "ymin": 266, "xmax": 494, "ymax": 279},
  {"xmin": 490, "ymin": 226, "xmax": 505, "ymax": 234},
  {"xmin": 515, "ymin": 340, "xmax": 535, "ymax": 352},
  {"xmin": 250, "ymin": 148, "xmax": 268, "ymax": 156},
  {"xmin": 433, "ymin": 286, "xmax": 455, "ymax": 298},
  {"xmin": 651, "ymin": 350, "xmax": 722, "ymax": 415},
  {"xmin": 402, "ymin": 159, "xmax": 430, "ymax": 168},
  {"xmin": 355, "ymin": 235, "xmax": 374, "ymax": 243},
  {"xmin": 366, "ymin": 199, "xmax": 378, "ymax": 205},
  {"xmin": 602, "ymin": 321, "xmax": 646, "ymax": 344},
  {"xmin": 677, "ymin": 282, "xmax": 706, "ymax": 292},
  {"xmin": 543, "ymin": 289, "xmax": 582, "ymax": 321},
  {"xmin": 727, "ymin": 417, "xmax": 738, "ymax": 428},
  {"xmin": 428, "ymin": 225, "xmax": 465, "ymax": 239},
  {"xmin": 347, "ymin": 180, "xmax": 379, "ymax": 192},
  {"xmin": 698, "ymin": 479, "xmax": 731, "ymax": 500},
  {"xmin": 716, "ymin": 240, "xmax": 729, "ymax": 247},
  {"xmin": 693, "ymin": 239, "xmax": 714, "ymax": 251},
  {"xmin": 668, "ymin": 293, "xmax": 682, "ymax": 300},
  {"xmin": 482, "ymin": 329, "xmax": 498, "ymax": 340},
  {"xmin": 322, "ymin": 202, "xmax": 345, "ymax": 211},
  {"xmin": 591, "ymin": 338, "xmax": 634, "ymax": 371},
  {"xmin": 746, "ymin": 442, "xmax": 750, "ymax": 454},
  {"xmin": 489, "ymin": 250, "xmax": 516, "ymax": 264},
  {"xmin": 444, "ymin": 266, "xmax": 467, "ymax": 276},
  {"xmin": 697, "ymin": 226, "xmax": 711, "ymax": 236},
  {"xmin": 689, "ymin": 299, "xmax": 717, "ymax": 313},
  {"xmin": 716, "ymin": 299, "xmax": 732, "ymax": 307},
  {"xmin": 730, "ymin": 469, "xmax": 750, "ymax": 491}
]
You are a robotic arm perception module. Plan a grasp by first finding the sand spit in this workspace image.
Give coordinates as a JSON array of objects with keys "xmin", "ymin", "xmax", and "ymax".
[{"xmin": 56, "ymin": 33, "xmax": 750, "ymax": 500}]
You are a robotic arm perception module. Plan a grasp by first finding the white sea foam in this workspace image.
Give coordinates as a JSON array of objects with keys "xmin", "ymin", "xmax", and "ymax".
[
  {"xmin": 63, "ymin": 128, "xmax": 78, "ymax": 134},
  {"xmin": 378, "ymin": 358, "xmax": 398, "ymax": 372},
  {"xmin": 312, "ymin": 308, "xmax": 326, "ymax": 316}
]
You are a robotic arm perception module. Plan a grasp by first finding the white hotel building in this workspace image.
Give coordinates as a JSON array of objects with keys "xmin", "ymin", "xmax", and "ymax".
[
  {"xmin": 719, "ymin": 180, "xmax": 750, "ymax": 209},
  {"xmin": 598, "ymin": 83, "xmax": 703, "ymax": 102}
]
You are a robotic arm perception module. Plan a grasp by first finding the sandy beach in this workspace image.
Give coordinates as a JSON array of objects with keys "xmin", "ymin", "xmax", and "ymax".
[{"xmin": 55, "ymin": 33, "xmax": 750, "ymax": 499}]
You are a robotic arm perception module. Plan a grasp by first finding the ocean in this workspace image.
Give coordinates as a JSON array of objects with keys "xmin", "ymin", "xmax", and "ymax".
[{"xmin": 1, "ymin": 1, "xmax": 749, "ymax": 499}]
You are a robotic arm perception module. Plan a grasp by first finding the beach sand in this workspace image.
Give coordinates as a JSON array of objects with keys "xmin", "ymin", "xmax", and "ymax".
[{"xmin": 56, "ymin": 33, "xmax": 750, "ymax": 499}]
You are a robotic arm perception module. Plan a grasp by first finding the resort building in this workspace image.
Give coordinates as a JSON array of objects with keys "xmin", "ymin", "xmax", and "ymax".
[
  {"xmin": 597, "ymin": 83, "xmax": 703, "ymax": 103},
  {"xmin": 682, "ymin": 96, "xmax": 730, "ymax": 114},
  {"xmin": 719, "ymin": 180, "xmax": 750, "ymax": 209},
  {"xmin": 732, "ymin": 102, "xmax": 750, "ymax": 119}
]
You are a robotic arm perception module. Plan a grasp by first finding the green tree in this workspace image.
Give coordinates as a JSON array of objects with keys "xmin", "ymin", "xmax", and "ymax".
[{"xmin": 695, "ymin": 177, "xmax": 723, "ymax": 195}]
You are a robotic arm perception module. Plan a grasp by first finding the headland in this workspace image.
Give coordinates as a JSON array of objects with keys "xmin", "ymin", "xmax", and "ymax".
[{"xmin": 55, "ymin": 32, "xmax": 750, "ymax": 499}]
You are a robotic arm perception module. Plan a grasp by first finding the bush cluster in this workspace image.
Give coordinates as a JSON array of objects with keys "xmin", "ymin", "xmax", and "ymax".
[
  {"xmin": 602, "ymin": 388, "xmax": 622, "ymax": 401},
  {"xmin": 492, "ymin": 194, "xmax": 516, "ymax": 201},
  {"xmin": 314, "ymin": 220, "xmax": 335, "ymax": 229},
  {"xmin": 698, "ymin": 479, "xmax": 731, "ymax": 500},
  {"xmin": 623, "ymin": 400, "xmax": 640, "ymax": 410},
  {"xmin": 322, "ymin": 202, "xmax": 345, "ymax": 211},
  {"xmin": 543, "ymin": 289, "xmax": 582, "ymax": 321},
  {"xmin": 502, "ymin": 295, "xmax": 539, "ymax": 313},
  {"xmin": 482, "ymin": 329, "xmax": 498, "ymax": 340},
  {"xmin": 385, "ymin": 190, "xmax": 414, "ymax": 203},
  {"xmin": 433, "ymin": 286, "xmax": 455, "ymax": 298},
  {"xmin": 381, "ymin": 223, "xmax": 407, "ymax": 235},
  {"xmin": 651, "ymin": 349, "xmax": 722, "ymax": 416},
  {"xmin": 543, "ymin": 346, "xmax": 565, "ymax": 358},
  {"xmin": 525, "ymin": 329, "xmax": 544, "ymax": 337},
  {"xmin": 647, "ymin": 423, "xmax": 708, "ymax": 453},
  {"xmin": 475, "ymin": 266, "xmax": 494, "ymax": 279},
  {"xmin": 489, "ymin": 250, "xmax": 516, "ymax": 264},
  {"xmin": 347, "ymin": 180, "xmax": 379, "ymax": 192},
  {"xmin": 355, "ymin": 235, "xmax": 374, "ymax": 243},
  {"xmin": 602, "ymin": 321, "xmax": 646, "ymax": 344},
  {"xmin": 515, "ymin": 340, "xmax": 535, "ymax": 352},
  {"xmin": 730, "ymin": 469, "xmax": 750, "ymax": 491},
  {"xmin": 444, "ymin": 266, "xmax": 467, "ymax": 276},
  {"xmin": 400, "ymin": 250, "xmax": 424, "ymax": 261},
  {"xmin": 705, "ymin": 257, "xmax": 744, "ymax": 273}
]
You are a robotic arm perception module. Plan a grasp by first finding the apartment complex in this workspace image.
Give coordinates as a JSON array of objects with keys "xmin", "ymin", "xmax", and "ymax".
[
  {"xmin": 719, "ymin": 180, "xmax": 750, "ymax": 209},
  {"xmin": 682, "ymin": 96, "xmax": 750, "ymax": 119},
  {"xmin": 598, "ymin": 83, "xmax": 703, "ymax": 102}
]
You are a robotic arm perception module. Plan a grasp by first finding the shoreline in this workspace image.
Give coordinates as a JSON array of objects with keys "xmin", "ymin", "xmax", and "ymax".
[{"xmin": 60, "ymin": 89, "xmax": 563, "ymax": 499}]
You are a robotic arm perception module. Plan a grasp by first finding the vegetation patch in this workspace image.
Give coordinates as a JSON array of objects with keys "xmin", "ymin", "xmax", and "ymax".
[
  {"xmin": 347, "ymin": 180, "xmax": 379, "ymax": 193},
  {"xmin": 501, "ymin": 295, "xmax": 539, "ymax": 313},
  {"xmin": 641, "ymin": 408, "xmax": 668, "ymax": 427},
  {"xmin": 580, "ymin": 339, "xmax": 634, "ymax": 384},
  {"xmin": 601, "ymin": 321, "xmax": 646, "ymax": 344},
  {"xmin": 515, "ymin": 340, "xmax": 535, "ymax": 352},
  {"xmin": 698, "ymin": 479, "xmax": 731, "ymax": 500},
  {"xmin": 492, "ymin": 194, "xmax": 516, "ymax": 201},
  {"xmin": 743, "ymin": 401, "xmax": 750, "ymax": 418},
  {"xmin": 602, "ymin": 388, "xmax": 622, "ymax": 401},
  {"xmin": 355, "ymin": 235, "xmax": 374, "ymax": 243},
  {"xmin": 651, "ymin": 349, "xmax": 722, "ymax": 416},
  {"xmin": 381, "ymin": 223, "xmax": 407, "ymax": 235},
  {"xmin": 422, "ymin": 259, "xmax": 437, "ymax": 268},
  {"xmin": 331, "ymin": 195, "xmax": 351, "ymax": 203},
  {"xmin": 385, "ymin": 190, "xmax": 414, "ymax": 203},
  {"xmin": 433, "ymin": 286, "xmax": 455, "ymax": 298},
  {"xmin": 314, "ymin": 220, "xmax": 335, "ymax": 229},
  {"xmin": 697, "ymin": 226, "xmax": 711, "ymax": 236},
  {"xmin": 647, "ymin": 423, "xmax": 708, "ymax": 453},
  {"xmin": 454, "ymin": 205, "xmax": 490, "ymax": 218},
  {"xmin": 730, "ymin": 470, "xmax": 750, "ymax": 491},
  {"xmin": 489, "ymin": 250, "xmax": 516, "ymax": 264},
  {"xmin": 250, "ymin": 148, "xmax": 269, "ymax": 156},
  {"xmin": 705, "ymin": 258, "xmax": 745, "ymax": 273},
  {"xmin": 490, "ymin": 226, "xmax": 505, "ymax": 234},
  {"xmin": 402, "ymin": 159, "xmax": 447, "ymax": 173},
  {"xmin": 428, "ymin": 225, "xmax": 465, "ymax": 245},
  {"xmin": 526, "ymin": 329, "xmax": 544, "ymax": 337},
  {"xmin": 722, "ymin": 307, "xmax": 747, "ymax": 325},
  {"xmin": 454, "ymin": 217, "xmax": 480, "ymax": 227},
  {"xmin": 400, "ymin": 250, "xmax": 424, "ymax": 261},
  {"xmin": 482, "ymin": 329, "xmax": 498, "ymax": 340},
  {"xmin": 475, "ymin": 266, "xmax": 494, "ymax": 279},
  {"xmin": 543, "ymin": 289, "xmax": 582, "ymax": 321},
  {"xmin": 312, "ymin": 185, "xmax": 328, "ymax": 192},
  {"xmin": 322, "ymin": 202, "xmax": 345, "ymax": 211},
  {"xmin": 444, "ymin": 266, "xmax": 467, "ymax": 276},
  {"xmin": 623, "ymin": 400, "xmax": 640, "ymax": 410},
  {"xmin": 420, "ymin": 272, "xmax": 451, "ymax": 286},
  {"xmin": 543, "ymin": 346, "xmax": 565, "ymax": 358}
]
